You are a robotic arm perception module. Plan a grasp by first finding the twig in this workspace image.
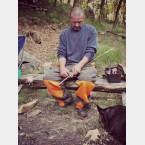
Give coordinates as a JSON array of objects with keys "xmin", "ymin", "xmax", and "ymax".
[
  {"xmin": 58, "ymin": 72, "xmax": 74, "ymax": 86},
  {"xmin": 94, "ymin": 48, "xmax": 113, "ymax": 61},
  {"xmin": 58, "ymin": 75, "xmax": 71, "ymax": 86}
]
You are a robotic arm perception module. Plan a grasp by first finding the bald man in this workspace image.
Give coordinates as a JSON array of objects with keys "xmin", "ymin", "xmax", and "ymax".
[{"xmin": 43, "ymin": 7, "xmax": 98, "ymax": 118}]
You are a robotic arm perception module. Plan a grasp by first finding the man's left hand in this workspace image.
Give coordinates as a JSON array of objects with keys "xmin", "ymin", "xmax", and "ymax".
[{"xmin": 72, "ymin": 64, "xmax": 82, "ymax": 75}]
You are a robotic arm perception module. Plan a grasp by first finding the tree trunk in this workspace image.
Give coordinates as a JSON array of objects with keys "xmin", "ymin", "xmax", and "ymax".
[
  {"xmin": 73, "ymin": 0, "xmax": 79, "ymax": 7},
  {"xmin": 87, "ymin": 0, "xmax": 91, "ymax": 5},
  {"xmin": 68, "ymin": 0, "xmax": 71, "ymax": 4},
  {"xmin": 122, "ymin": 0, "xmax": 126, "ymax": 26},
  {"xmin": 53, "ymin": 0, "xmax": 57, "ymax": 7},
  {"xmin": 99, "ymin": 0, "xmax": 105, "ymax": 23},
  {"xmin": 113, "ymin": 0, "xmax": 123, "ymax": 28}
]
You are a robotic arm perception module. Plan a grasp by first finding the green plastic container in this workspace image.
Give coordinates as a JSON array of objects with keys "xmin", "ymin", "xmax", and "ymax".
[{"xmin": 18, "ymin": 68, "xmax": 22, "ymax": 78}]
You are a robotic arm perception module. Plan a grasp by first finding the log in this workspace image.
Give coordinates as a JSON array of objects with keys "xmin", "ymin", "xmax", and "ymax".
[
  {"xmin": 106, "ymin": 30, "xmax": 126, "ymax": 39},
  {"xmin": 122, "ymin": 92, "xmax": 126, "ymax": 106},
  {"xmin": 18, "ymin": 74, "xmax": 126, "ymax": 93}
]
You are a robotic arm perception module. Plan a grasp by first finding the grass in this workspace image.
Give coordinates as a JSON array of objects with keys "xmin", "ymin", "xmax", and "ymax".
[
  {"xmin": 88, "ymin": 117, "xmax": 99, "ymax": 129},
  {"xmin": 85, "ymin": 18, "xmax": 125, "ymax": 33},
  {"xmin": 18, "ymin": 89, "xmax": 48, "ymax": 105},
  {"xmin": 92, "ymin": 92, "xmax": 122, "ymax": 108},
  {"xmin": 56, "ymin": 107, "xmax": 72, "ymax": 115},
  {"xmin": 94, "ymin": 34, "xmax": 125, "ymax": 75},
  {"xmin": 21, "ymin": 69, "xmax": 44, "ymax": 75}
]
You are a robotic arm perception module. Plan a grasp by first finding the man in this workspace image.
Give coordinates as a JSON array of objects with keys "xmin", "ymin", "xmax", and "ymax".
[{"xmin": 43, "ymin": 7, "xmax": 97, "ymax": 118}]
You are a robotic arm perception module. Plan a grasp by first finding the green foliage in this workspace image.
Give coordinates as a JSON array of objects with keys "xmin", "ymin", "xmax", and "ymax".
[
  {"xmin": 18, "ymin": 89, "xmax": 31, "ymax": 104},
  {"xmin": 18, "ymin": 89, "xmax": 48, "ymax": 105},
  {"xmin": 56, "ymin": 107, "xmax": 72, "ymax": 115},
  {"xmin": 95, "ymin": 46, "xmax": 123, "ymax": 73},
  {"xmin": 97, "ymin": 48, "xmax": 123, "ymax": 66},
  {"xmin": 93, "ymin": 92, "xmax": 122, "ymax": 108},
  {"xmin": 19, "ymin": 1, "xmax": 72, "ymax": 25}
]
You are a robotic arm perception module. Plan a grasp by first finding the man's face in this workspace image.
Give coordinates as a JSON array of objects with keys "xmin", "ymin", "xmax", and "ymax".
[{"xmin": 70, "ymin": 15, "xmax": 84, "ymax": 31}]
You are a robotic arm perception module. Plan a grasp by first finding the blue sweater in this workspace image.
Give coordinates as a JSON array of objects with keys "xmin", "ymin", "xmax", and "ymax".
[{"xmin": 57, "ymin": 24, "xmax": 97, "ymax": 64}]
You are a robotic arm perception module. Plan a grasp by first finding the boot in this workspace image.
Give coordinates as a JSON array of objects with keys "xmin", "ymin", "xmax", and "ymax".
[
  {"xmin": 43, "ymin": 80, "xmax": 74, "ymax": 110},
  {"xmin": 76, "ymin": 103, "xmax": 90, "ymax": 118},
  {"xmin": 75, "ymin": 81, "xmax": 94, "ymax": 118},
  {"xmin": 54, "ymin": 97, "xmax": 74, "ymax": 111},
  {"xmin": 54, "ymin": 89, "xmax": 74, "ymax": 111},
  {"xmin": 77, "ymin": 108, "xmax": 88, "ymax": 118}
]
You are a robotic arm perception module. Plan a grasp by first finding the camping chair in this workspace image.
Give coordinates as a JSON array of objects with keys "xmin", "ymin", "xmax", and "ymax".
[
  {"xmin": 18, "ymin": 35, "xmax": 29, "ymax": 93},
  {"xmin": 18, "ymin": 35, "xmax": 30, "ymax": 69}
]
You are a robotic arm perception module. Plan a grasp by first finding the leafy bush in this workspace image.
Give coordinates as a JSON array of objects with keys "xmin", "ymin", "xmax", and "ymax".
[{"xmin": 95, "ymin": 47, "xmax": 123, "ymax": 73}]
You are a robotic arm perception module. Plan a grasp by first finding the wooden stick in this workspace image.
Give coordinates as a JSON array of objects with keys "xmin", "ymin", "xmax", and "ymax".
[
  {"xmin": 94, "ymin": 48, "xmax": 113, "ymax": 61},
  {"xmin": 58, "ymin": 75, "xmax": 71, "ymax": 86},
  {"xmin": 58, "ymin": 72, "xmax": 74, "ymax": 86}
]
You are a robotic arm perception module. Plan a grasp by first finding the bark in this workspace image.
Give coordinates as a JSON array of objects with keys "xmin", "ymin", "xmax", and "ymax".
[
  {"xmin": 53, "ymin": 0, "xmax": 57, "ymax": 7},
  {"xmin": 99, "ymin": 0, "xmax": 105, "ymax": 23},
  {"xmin": 87, "ymin": 0, "xmax": 91, "ymax": 4},
  {"xmin": 68, "ymin": 0, "xmax": 71, "ymax": 4},
  {"xmin": 113, "ymin": 0, "xmax": 123, "ymax": 28},
  {"xmin": 73, "ymin": 0, "xmax": 79, "ymax": 7},
  {"xmin": 122, "ymin": 0, "xmax": 126, "ymax": 26}
]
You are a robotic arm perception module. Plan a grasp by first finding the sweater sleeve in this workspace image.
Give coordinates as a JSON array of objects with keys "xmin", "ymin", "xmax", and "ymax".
[
  {"xmin": 57, "ymin": 32, "xmax": 67, "ymax": 59},
  {"xmin": 85, "ymin": 27, "xmax": 97, "ymax": 61}
]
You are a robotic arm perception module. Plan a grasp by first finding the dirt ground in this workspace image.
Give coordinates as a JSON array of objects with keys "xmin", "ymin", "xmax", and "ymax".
[
  {"xmin": 18, "ymin": 95, "xmax": 123, "ymax": 145},
  {"xmin": 18, "ymin": 24, "xmax": 124, "ymax": 145},
  {"xmin": 18, "ymin": 90, "xmax": 123, "ymax": 145}
]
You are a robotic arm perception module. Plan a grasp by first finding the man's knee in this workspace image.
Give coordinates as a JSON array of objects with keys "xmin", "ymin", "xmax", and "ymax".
[
  {"xmin": 43, "ymin": 73, "xmax": 55, "ymax": 80},
  {"xmin": 78, "ymin": 67, "xmax": 97, "ymax": 82},
  {"xmin": 43, "ymin": 68, "xmax": 61, "ymax": 81}
]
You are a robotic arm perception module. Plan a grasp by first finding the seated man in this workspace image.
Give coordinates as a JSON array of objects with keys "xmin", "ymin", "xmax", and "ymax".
[{"xmin": 43, "ymin": 7, "xmax": 98, "ymax": 118}]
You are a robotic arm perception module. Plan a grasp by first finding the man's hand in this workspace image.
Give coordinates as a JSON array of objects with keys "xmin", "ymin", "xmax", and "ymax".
[
  {"xmin": 60, "ymin": 67, "xmax": 70, "ymax": 78},
  {"xmin": 72, "ymin": 64, "xmax": 82, "ymax": 75},
  {"xmin": 72, "ymin": 56, "xmax": 89, "ymax": 75}
]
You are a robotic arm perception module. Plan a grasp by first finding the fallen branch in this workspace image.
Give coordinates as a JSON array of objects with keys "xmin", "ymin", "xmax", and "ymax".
[{"xmin": 106, "ymin": 30, "xmax": 126, "ymax": 39}]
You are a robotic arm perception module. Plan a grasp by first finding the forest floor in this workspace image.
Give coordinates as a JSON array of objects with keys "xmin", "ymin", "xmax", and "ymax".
[{"xmin": 18, "ymin": 89, "xmax": 123, "ymax": 145}]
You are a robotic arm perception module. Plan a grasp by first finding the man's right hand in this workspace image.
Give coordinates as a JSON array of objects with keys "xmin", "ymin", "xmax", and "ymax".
[{"xmin": 60, "ymin": 67, "xmax": 70, "ymax": 78}]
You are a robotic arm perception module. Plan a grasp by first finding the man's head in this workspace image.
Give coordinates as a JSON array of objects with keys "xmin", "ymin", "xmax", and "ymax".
[{"xmin": 70, "ymin": 7, "xmax": 85, "ymax": 31}]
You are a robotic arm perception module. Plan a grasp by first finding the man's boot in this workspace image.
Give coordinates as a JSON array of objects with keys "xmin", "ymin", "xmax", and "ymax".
[
  {"xmin": 54, "ymin": 90, "xmax": 74, "ymax": 110},
  {"xmin": 76, "ymin": 101, "xmax": 90, "ymax": 118},
  {"xmin": 54, "ymin": 91, "xmax": 74, "ymax": 111},
  {"xmin": 43, "ymin": 80, "xmax": 73, "ymax": 110},
  {"xmin": 75, "ymin": 81, "xmax": 94, "ymax": 118}
]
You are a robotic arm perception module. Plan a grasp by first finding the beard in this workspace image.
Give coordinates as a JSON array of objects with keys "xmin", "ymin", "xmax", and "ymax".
[
  {"xmin": 73, "ymin": 26, "xmax": 81, "ymax": 31},
  {"xmin": 71, "ymin": 24, "xmax": 84, "ymax": 31}
]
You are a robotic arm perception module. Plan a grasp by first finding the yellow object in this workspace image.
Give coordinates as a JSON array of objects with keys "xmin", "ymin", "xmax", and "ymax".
[
  {"xmin": 91, "ymin": 62, "xmax": 96, "ymax": 68},
  {"xmin": 76, "ymin": 81, "xmax": 95, "ymax": 103},
  {"xmin": 57, "ymin": 100, "xmax": 65, "ymax": 106},
  {"xmin": 44, "ymin": 80, "xmax": 63, "ymax": 98},
  {"xmin": 82, "ymin": 0, "xmax": 87, "ymax": 9},
  {"xmin": 76, "ymin": 102, "xmax": 83, "ymax": 109}
]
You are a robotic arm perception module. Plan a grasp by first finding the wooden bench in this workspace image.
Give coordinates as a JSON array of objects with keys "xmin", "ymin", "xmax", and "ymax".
[{"xmin": 18, "ymin": 74, "xmax": 126, "ymax": 105}]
